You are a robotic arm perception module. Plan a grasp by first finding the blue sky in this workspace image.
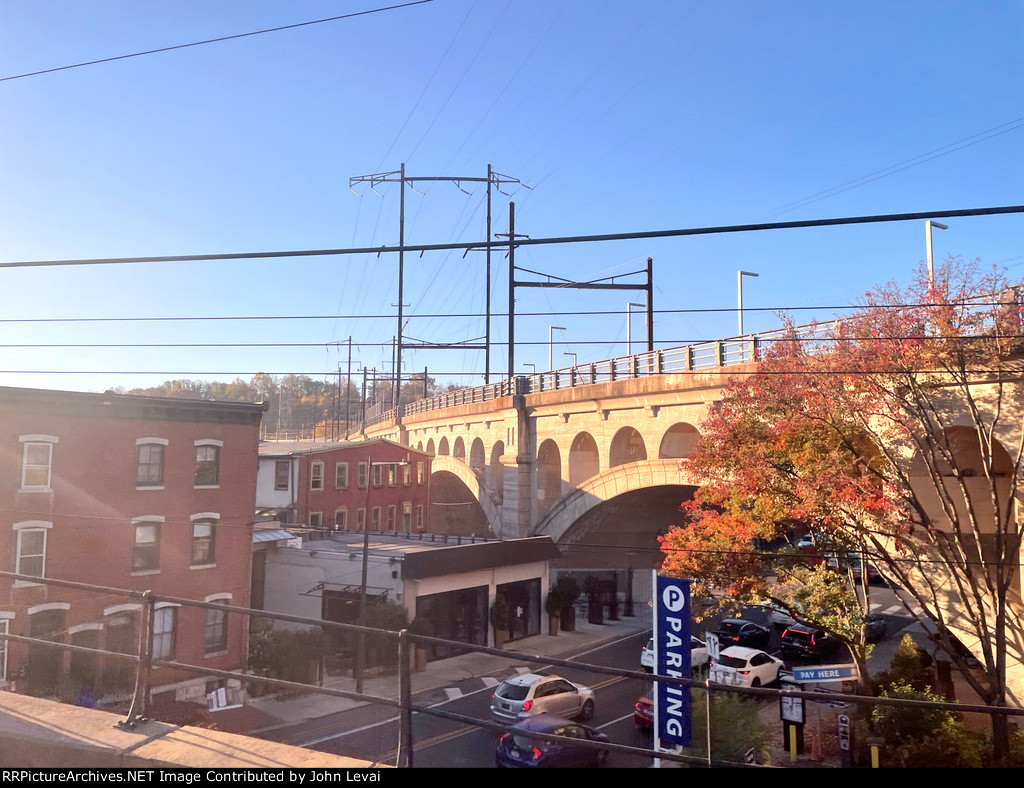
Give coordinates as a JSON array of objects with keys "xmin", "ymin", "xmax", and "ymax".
[{"xmin": 1, "ymin": 0, "xmax": 1022, "ymax": 393}]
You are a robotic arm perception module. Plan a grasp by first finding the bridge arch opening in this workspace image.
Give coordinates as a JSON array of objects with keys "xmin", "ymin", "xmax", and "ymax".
[
  {"xmin": 610, "ymin": 426, "xmax": 647, "ymax": 468},
  {"xmin": 453, "ymin": 437, "xmax": 466, "ymax": 461},
  {"xmin": 659, "ymin": 423, "xmax": 701, "ymax": 459},
  {"xmin": 490, "ymin": 441, "xmax": 505, "ymax": 504},
  {"xmin": 469, "ymin": 438, "xmax": 485, "ymax": 472},
  {"xmin": 426, "ymin": 438, "xmax": 435, "ymax": 455},
  {"xmin": 430, "ymin": 470, "xmax": 493, "ymax": 537},
  {"xmin": 416, "ymin": 441, "xmax": 424, "ymax": 452},
  {"xmin": 537, "ymin": 439, "xmax": 562, "ymax": 520},
  {"xmin": 438, "ymin": 437, "xmax": 450, "ymax": 456},
  {"xmin": 569, "ymin": 432, "xmax": 599, "ymax": 487}
]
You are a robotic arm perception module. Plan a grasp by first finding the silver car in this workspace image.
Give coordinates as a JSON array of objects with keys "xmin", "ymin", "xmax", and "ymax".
[{"xmin": 490, "ymin": 673, "xmax": 595, "ymax": 722}]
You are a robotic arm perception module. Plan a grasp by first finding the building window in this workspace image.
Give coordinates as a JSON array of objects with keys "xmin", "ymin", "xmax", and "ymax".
[
  {"xmin": 371, "ymin": 507, "xmax": 382, "ymax": 529},
  {"xmin": 415, "ymin": 505, "xmax": 424, "ymax": 530},
  {"xmin": 356, "ymin": 508, "xmax": 366, "ymax": 530},
  {"xmin": 334, "ymin": 508, "xmax": 347, "ymax": 529},
  {"xmin": 136, "ymin": 441, "xmax": 166, "ymax": 487},
  {"xmin": 191, "ymin": 518, "xmax": 216, "ymax": 566},
  {"xmin": 387, "ymin": 505, "xmax": 396, "ymax": 530},
  {"xmin": 372, "ymin": 464, "xmax": 383, "ymax": 487},
  {"xmin": 204, "ymin": 600, "xmax": 228, "ymax": 654},
  {"xmin": 417, "ymin": 462, "xmax": 425, "ymax": 485},
  {"xmin": 132, "ymin": 520, "xmax": 161, "ymax": 572},
  {"xmin": 403, "ymin": 463, "xmax": 411, "ymax": 485},
  {"xmin": 194, "ymin": 442, "xmax": 220, "ymax": 486},
  {"xmin": 16, "ymin": 528, "xmax": 46, "ymax": 579},
  {"xmin": 274, "ymin": 461, "xmax": 290, "ymax": 491},
  {"xmin": 358, "ymin": 462, "xmax": 368, "ymax": 488},
  {"xmin": 20, "ymin": 437, "xmax": 57, "ymax": 491},
  {"xmin": 152, "ymin": 606, "xmax": 177, "ymax": 660},
  {"xmin": 402, "ymin": 502, "xmax": 412, "ymax": 532},
  {"xmin": 0, "ymin": 619, "xmax": 8, "ymax": 683},
  {"xmin": 335, "ymin": 462, "xmax": 349, "ymax": 489},
  {"xmin": 311, "ymin": 462, "xmax": 324, "ymax": 490},
  {"xmin": 309, "ymin": 511, "xmax": 323, "ymax": 527},
  {"xmin": 387, "ymin": 464, "xmax": 397, "ymax": 487}
]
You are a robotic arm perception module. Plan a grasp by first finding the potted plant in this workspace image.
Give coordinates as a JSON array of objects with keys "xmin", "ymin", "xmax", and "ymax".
[
  {"xmin": 553, "ymin": 577, "xmax": 580, "ymax": 632},
  {"xmin": 490, "ymin": 594, "xmax": 510, "ymax": 649},
  {"xmin": 407, "ymin": 616, "xmax": 433, "ymax": 672},
  {"xmin": 545, "ymin": 588, "xmax": 563, "ymax": 636}
]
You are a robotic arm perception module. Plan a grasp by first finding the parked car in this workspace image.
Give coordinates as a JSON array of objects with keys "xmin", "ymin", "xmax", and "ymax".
[
  {"xmin": 865, "ymin": 612, "xmax": 887, "ymax": 643},
  {"xmin": 496, "ymin": 713, "xmax": 609, "ymax": 768},
  {"xmin": 713, "ymin": 619, "xmax": 771, "ymax": 649},
  {"xmin": 796, "ymin": 534, "xmax": 816, "ymax": 549},
  {"xmin": 768, "ymin": 604, "xmax": 800, "ymax": 628},
  {"xmin": 634, "ymin": 689, "xmax": 654, "ymax": 728},
  {"xmin": 779, "ymin": 624, "xmax": 842, "ymax": 659},
  {"xmin": 709, "ymin": 646, "xmax": 784, "ymax": 687},
  {"xmin": 491, "ymin": 673, "xmax": 595, "ymax": 723},
  {"xmin": 641, "ymin": 635, "xmax": 709, "ymax": 671},
  {"xmin": 848, "ymin": 555, "xmax": 882, "ymax": 584}
]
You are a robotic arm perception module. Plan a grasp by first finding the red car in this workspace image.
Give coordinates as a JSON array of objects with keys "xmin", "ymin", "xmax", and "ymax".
[{"xmin": 634, "ymin": 691, "xmax": 653, "ymax": 728}]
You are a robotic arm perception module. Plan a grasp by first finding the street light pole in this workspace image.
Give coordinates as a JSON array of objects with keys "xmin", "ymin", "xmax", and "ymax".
[
  {"xmin": 524, "ymin": 363, "xmax": 536, "ymax": 375},
  {"xmin": 626, "ymin": 302, "xmax": 644, "ymax": 356},
  {"xmin": 564, "ymin": 352, "xmax": 577, "ymax": 367},
  {"xmin": 737, "ymin": 271, "xmax": 759, "ymax": 336},
  {"xmin": 925, "ymin": 220, "xmax": 948, "ymax": 290},
  {"xmin": 548, "ymin": 326, "xmax": 565, "ymax": 371}
]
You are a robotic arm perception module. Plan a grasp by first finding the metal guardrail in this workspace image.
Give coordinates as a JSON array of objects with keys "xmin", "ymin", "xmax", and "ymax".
[{"xmin": 363, "ymin": 320, "xmax": 839, "ymax": 428}]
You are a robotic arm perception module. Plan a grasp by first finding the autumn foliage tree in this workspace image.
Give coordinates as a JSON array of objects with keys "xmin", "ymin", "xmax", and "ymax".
[{"xmin": 660, "ymin": 257, "xmax": 1024, "ymax": 758}]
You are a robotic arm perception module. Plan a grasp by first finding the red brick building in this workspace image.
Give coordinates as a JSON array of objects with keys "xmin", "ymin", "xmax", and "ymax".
[
  {"xmin": 256, "ymin": 438, "xmax": 431, "ymax": 533},
  {"xmin": 0, "ymin": 386, "xmax": 266, "ymax": 705}
]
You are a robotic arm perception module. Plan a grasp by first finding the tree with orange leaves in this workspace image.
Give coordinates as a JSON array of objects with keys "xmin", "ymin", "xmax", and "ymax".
[{"xmin": 661, "ymin": 257, "xmax": 1024, "ymax": 759}]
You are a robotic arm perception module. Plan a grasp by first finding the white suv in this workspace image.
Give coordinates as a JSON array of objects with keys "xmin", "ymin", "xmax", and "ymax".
[
  {"xmin": 641, "ymin": 635, "xmax": 709, "ymax": 671},
  {"xmin": 490, "ymin": 673, "xmax": 595, "ymax": 722}
]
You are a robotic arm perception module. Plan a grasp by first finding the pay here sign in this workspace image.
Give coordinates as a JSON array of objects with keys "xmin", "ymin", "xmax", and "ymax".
[{"xmin": 653, "ymin": 573, "xmax": 692, "ymax": 746}]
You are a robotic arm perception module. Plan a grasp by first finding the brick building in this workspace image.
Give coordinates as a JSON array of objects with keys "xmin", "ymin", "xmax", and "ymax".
[
  {"xmin": 0, "ymin": 386, "xmax": 266, "ymax": 705},
  {"xmin": 256, "ymin": 438, "xmax": 432, "ymax": 533}
]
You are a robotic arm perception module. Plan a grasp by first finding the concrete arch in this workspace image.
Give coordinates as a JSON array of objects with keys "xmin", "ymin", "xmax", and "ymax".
[
  {"xmin": 537, "ymin": 439, "xmax": 562, "ymax": 520},
  {"xmin": 426, "ymin": 438, "xmax": 435, "ymax": 455},
  {"xmin": 610, "ymin": 426, "xmax": 647, "ymax": 468},
  {"xmin": 469, "ymin": 438, "xmax": 485, "ymax": 471},
  {"xmin": 453, "ymin": 437, "xmax": 466, "ymax": 460},
  {"xmin": 430, "ymin": 455, "xmax": 502, "ymax": 537},
  {"xmin": 438, "ymin": 437, "xmax": 450, "ymax": 456},
  {"xmin": 416, "ymin": 441, "xmax": 424, "ymax": 452},
  {"xmin": 569, "ymin": 431, "xmax": 599, "ymax": 487},
  {"xmin": 659, "ymin": 422, "xmax": 700, "ymax": 459},
  {"xmin": 533, "ymin": 458, "xmax": 701, "ymax": 542}
]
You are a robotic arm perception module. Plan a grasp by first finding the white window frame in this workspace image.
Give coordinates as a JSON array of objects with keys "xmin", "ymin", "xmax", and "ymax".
[
  {"xmin": 13, "ymin": 521, "xmax": 51, "ymax": 586},
  {"xmin": 274, "ymin": 460, "xmax": 290, "ymax": 491},
  {"xmin": 190, "ymin": 512, "xmax": 218, "ymax": 568},
  {"xmin": 0, "ymin": 614, "xmax": 12, "ymax": 685},
  {"xmin": 335, "ymin": 462, "xmax": 349, "ymax": 490},
  {"xmin": 19, "ymin": 435, "xmax": 58, "ymax": 492},
  {"xmin": 130, "ymin": 516, "xmax": 164, "ymax": 575},
  {"xmin": 194, "ymin": 439, "xmax": 223, "ymax": 488},
  {"xmin": 417, "ymin": 462, "xmax": 425, "ymax": 485},
  {"xmin": 309, "ymin": 511, "xmax": 323, "ymax": 528},
  {"xmin": 152, "ymin": 603, "xmax": 179, "ymax": 660},
  {"xmin": 204, "ymin": 594, "xmax": 232, "ymax": 656},
  {"xmin": 135, "ymin": 438, "xmax": 168, "ymax": 489},
  {"xmin": 334, "ymin": 507, "xmax": 347, "ymax": 528},
  {"xmin": 310, "ymin": 461, "xmax": 324, "ymax": 490}
]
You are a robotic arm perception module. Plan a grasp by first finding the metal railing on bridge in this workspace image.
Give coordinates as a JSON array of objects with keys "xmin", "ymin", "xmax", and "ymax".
[{"xmin": 363, "ymin": 319, "xmax": 839, "ymax": 429}]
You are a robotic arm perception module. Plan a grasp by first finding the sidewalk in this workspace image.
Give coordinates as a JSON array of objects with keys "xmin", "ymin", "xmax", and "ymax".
[{"xmin": 241, "ymin": 610, "xmax": 653, "ymax": 732}]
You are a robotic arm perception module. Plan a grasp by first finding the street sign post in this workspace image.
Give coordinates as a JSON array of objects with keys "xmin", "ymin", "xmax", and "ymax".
[
  {"xmin": 653, "ymin": 573, "xmax": 692, "ymax": 747},
  {"xmin": 791, "ymin": 664, "xmax": 858, "ymax": 683}
]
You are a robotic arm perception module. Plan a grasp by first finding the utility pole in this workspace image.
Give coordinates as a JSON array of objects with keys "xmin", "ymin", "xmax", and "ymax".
[
  {"xmin": 345, "ymin": 337, "xmax": 352, "ymax": 440},
  {"xmin": 349, "ymin": 165, "xmax": 527, "ymax": 393}
]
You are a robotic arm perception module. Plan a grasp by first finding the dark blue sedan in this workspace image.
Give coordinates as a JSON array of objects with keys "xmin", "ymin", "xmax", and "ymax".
[{"xmin": 496, "ymin": 713, "xmax": 609, "ymax": 768}]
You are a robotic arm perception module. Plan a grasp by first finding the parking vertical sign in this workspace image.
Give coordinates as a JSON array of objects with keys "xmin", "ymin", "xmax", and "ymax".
[{"xmin": 654, "ymin": 573, "xmax": 692, "ymax": 747}]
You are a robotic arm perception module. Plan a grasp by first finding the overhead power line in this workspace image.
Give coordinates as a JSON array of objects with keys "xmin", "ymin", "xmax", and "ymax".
[
  {"xmin": 0, "ymin": 1, "xmax": 436, "ymax": 82},
  {"xmin": 3, "ymin": 204, "xmax": 1022, "ymax": 269}
]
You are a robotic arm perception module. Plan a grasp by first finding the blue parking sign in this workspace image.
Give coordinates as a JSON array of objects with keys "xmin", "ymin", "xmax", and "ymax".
[{"xmin": 654, "ymin": 574, "xmax": 691, "ymax": 746}]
